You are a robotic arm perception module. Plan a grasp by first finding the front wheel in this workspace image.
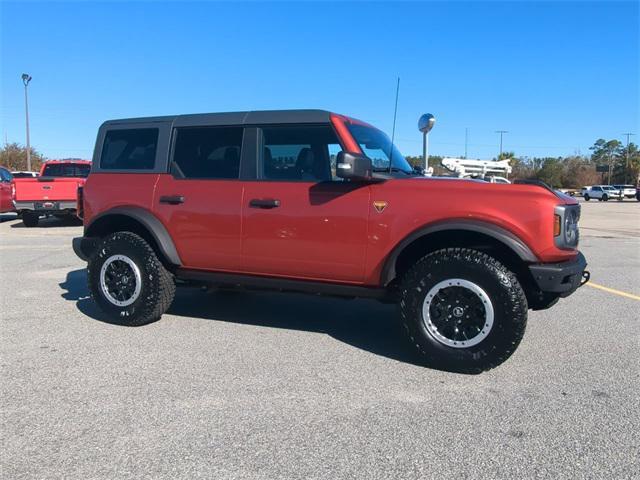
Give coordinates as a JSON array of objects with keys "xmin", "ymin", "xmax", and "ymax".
[
  {"xmin": 584, "ymin": 194, "xmax": 590, "ymax": 201},
  {"xmin": 88, "ymin": 232, "xmax": 175, "ymax": 326},
  {"xmin": 399, "ymin": 248, "xmax": 528, "ymax": 372},
  {"xmin": 602, "ymin": 194, "xmax": 608, "ymax": 202}
]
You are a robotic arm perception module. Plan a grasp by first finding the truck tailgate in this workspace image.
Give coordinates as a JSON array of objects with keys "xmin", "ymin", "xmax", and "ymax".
[{"xmin": 13, "ymin": 178, "xmax": 82, "ymax": 202}]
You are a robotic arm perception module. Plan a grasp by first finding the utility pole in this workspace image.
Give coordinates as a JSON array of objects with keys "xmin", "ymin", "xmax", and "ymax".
[
  {"xmin": 464, "ymin": 128, "xmax": 468, "ymax": 158},
  {"xmin": 21, "ymin": 73, "xmax": 32, "ymax": 171},
  {"xmin": 622, "ymin": 132, "xmax": 635, "ymax": 184},
  {"xmin": 496, "ymin": 130, "xmax": 508, "ymax": 158}
]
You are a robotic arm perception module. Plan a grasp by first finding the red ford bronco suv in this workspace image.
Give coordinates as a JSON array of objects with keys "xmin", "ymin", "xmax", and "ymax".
[{"xmin": 73, "ymin": 110, "xmax": 588, "ymax": 371}]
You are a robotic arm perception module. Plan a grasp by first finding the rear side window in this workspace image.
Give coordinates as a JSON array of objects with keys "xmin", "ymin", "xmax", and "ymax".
[
  {"xmin": 172, "ymin": 127, "xmax": 243, "ymax": 179},
  {"xmin": 41, "ymin": 163, "xmax": 91, "ymax": 178},
  {"xmin": 101, "ymin": 128, "xmax": 158, "ymax": 170}
]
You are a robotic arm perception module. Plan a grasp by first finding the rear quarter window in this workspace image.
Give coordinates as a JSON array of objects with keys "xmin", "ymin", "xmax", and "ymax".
[
  {"xmin": 100, "ymin": 128, "xmax": 159, "ymax": 170},
  {"xmin": 41, "ymin": 163, "xmax": 91, "ymax": 178}
]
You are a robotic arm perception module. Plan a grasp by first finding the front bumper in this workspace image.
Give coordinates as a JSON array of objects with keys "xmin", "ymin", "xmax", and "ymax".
[
  {"xmin": 528, "ymin": 252, "xmax": 589, "ymax": 298},
  {"xmin": 72, "ymin": 236, "xmax": 99, "ymax": 262}
]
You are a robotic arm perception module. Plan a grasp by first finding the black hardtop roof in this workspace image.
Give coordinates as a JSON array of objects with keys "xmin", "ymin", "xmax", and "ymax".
[{"xmin": 102, "ymin": 109, "xmax": 334, "ymax": 127}]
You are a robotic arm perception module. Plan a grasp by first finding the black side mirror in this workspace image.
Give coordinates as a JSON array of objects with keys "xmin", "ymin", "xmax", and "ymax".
[{"xmin": 335, "ymin": 152, "xmax": 372, "ymax": 181}]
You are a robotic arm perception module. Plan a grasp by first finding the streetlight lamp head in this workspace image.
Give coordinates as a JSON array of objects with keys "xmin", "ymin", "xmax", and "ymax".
[
  {"xmin": 21, "ymin": 73, "xmax": 32, "ymax": 86},
  {"xmin": 418, "ymin": 113, "xmax": 436, "ymax": 134}
]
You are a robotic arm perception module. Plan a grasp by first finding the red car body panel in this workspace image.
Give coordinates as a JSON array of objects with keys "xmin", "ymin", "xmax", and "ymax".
[
  {"xmin": 0, "ymin": 181, "xmax": 13, "ymax": 213},
  {"xmin": 153, "ymin": 174, "xmax": 244, "ymax": 272},
  {"xmin": 13, "ymin": 177, "xmax": 84, "ymax": 203},
  {"xmin": 83, "ymin": 173, "xmax": 159, "ymax": 222},
  {"xmin": 240, "ymin": 181, "xmax": 371, "ymax": 282},
  {"xmin": 84, "ymin": 176, "xmax": 575, "ymax": 287}
]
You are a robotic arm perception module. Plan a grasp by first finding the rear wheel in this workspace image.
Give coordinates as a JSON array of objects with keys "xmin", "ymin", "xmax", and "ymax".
[
  {"xmin": 88, "ymin": 231, "xmax": 175, "ymax": 326},
  {"xmin": 399, "ymin": 248, "xmax": 528, "ymax": 372},
  {"xmin": 602, "ymin": 194, "xmax": 608, "ymax": 202},
  {"xmin": 22, "ymin": 211, "xmax": 39, "ymax": 227}
]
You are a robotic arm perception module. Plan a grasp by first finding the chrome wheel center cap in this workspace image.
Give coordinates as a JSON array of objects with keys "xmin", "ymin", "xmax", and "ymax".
[{"xmin": 453, "ymin": 306, "xmax": 465, "ymax": 318}]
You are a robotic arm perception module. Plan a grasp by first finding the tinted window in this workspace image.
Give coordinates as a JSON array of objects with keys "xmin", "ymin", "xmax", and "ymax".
[
  {"xmin": 42, "ymin": 163, "xmax": 91, "ymax": 178},
  {"xmin": 101, "ymin": 128, "xmax": 158, "ymax": 170},
  {"xmin": 346, "ymin": 123, "xmax": 413, "ymax": 174},
  {"xmin": 262, "ymin": 126, "xmax": 340, "ymax": 181},
  {"xmin": 0, "ymin": 168, "xmax": 12, "ymax": 182},
  {"xmin": 172, "ymin": 127, "xmax": 243, "ymax": 179}
]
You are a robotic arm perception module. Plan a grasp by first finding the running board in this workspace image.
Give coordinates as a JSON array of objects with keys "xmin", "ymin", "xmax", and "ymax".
[{"xmin": 175, "ymin": 269, "xmax": 389, "ymax": 300}]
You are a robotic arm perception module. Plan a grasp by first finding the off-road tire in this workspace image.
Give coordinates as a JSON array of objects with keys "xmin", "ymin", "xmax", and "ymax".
[
  {"xmin": 399, "ymin": 248, "xmax": 528, "ymax": 373},
  {"xmin": 22, "ymin": 212, "xmax": 39, "ymax": 227},
  {"xmin": 88, "ymin": 231, "xmax": 175, "ymax": 326}
]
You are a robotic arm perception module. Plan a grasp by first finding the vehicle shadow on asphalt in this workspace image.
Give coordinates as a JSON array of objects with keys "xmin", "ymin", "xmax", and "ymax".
[
  {"xmin": 59, "ymin": 269, "xmax": 476, "ymax": 373},
  {"xmin": 10, "ymin": 216, "xmax": 83, "ymax": 228}
]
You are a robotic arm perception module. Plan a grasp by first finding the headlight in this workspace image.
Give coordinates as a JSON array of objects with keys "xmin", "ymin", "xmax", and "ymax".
[{"xmin": 554, "ymin": 205, "xmax": 580, "ymax": 249}]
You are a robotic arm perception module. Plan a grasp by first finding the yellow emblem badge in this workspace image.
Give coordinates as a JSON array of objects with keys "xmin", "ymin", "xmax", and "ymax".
[{"xmin": 373, "ymin": 201, "xmax": 388, "ymax": 213}]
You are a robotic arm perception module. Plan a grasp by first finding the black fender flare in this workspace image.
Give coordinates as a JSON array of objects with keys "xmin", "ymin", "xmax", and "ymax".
[
  {"xmin": 85, "ymin": 206, "xmax": 182, "ymax": 266},
  {"xmin": 380, "ymin": 220, "xmax": 538, "ymax": 285}
]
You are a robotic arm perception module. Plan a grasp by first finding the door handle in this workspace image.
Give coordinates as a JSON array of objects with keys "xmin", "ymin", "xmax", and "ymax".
[
  {"xmin": 249, "ymin": 198, "xmax": 280, "ymax": 209},
  {"xmin": 159, "ymin": 195, "xmax": 184, "ymax": 205}
]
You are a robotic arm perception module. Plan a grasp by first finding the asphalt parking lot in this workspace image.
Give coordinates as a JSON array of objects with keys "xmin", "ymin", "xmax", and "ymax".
[{"xmin": 1, "ymin": 200, "xmax": 639, "ymax": 479}]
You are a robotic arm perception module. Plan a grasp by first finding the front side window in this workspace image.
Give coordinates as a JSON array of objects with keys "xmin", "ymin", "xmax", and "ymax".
[
  {"xmin": 41, "ymin": 163, "xmax": 91, "ymax": 178},
  {"xmin": 346, "ymin": 123, "xmax": 413, "ymax": 174},
  {"xmin": 261, "ymin": 126, "xmax": 340, "ymax": 182},
  {"xmin": 172, "ymin": 127, "xmax": 243, "ymax": 179},
  {"xmin": 101, "ymin": 128, "xmax": 158, "ymax": 170}
]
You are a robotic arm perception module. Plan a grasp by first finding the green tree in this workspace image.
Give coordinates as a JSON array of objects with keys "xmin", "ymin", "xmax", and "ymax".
[
  {"xmin": 496, "ymin": 151, "xmax": 516, "ymax": 161},
  {"xmin": 617, "ymin": 142, "xmax": 640, "ymax": 185},
  {"xmin": 561, "ymin": 156, "xmax": 599, "ymax": 188},
  {"xmin": 0, "ymin": 143, "xmax": 46, "ymax": 172},
  {"xmin": 534, "ymin": 158, "xmax": 564, "ymax": 187}
]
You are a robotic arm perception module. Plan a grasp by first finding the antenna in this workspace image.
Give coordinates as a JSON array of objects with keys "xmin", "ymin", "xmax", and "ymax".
[{"xmin": 389, "ymin": 77, "xmax": 400, "ymax": 173}]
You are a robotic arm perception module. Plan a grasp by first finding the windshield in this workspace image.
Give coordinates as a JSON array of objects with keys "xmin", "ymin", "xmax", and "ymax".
[
  {"xmin": 346, "ymin": 123, "xmax": 413, "ymax": 174},
  {"xmin": 42, "ymin": 163, "xmax": 90, "ymax": 178}
]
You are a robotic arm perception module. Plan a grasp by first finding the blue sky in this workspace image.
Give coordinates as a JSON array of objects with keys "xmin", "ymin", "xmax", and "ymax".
[{"xmin": 1, "ymin": 1, "xmax": 638, "ymax": 161}]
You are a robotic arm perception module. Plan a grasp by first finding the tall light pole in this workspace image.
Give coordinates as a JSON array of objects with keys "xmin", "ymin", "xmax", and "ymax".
[
  {"xmin": 22, "ymin": 73, "xmax": 32, "ymax": 171},
  {"xmin": 495, "ymin": 130, "xmax": 508, "ymax": 158},
  {"xmin": 418, "ymin": 113, "xmax": 436, "ymax": 173},
  {"xmin": 622, "ymin": 132, "xmax": 635, "ymax": 184}
]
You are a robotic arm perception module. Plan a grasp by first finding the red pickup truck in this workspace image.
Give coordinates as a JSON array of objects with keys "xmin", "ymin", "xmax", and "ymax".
[
  {"xmin": 13, "ymin": 160, "xmax": 91, "ymax": 227},
  {"xmin": 72, "ymin": 110, "xmax": 588, "ymax": 372}
]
